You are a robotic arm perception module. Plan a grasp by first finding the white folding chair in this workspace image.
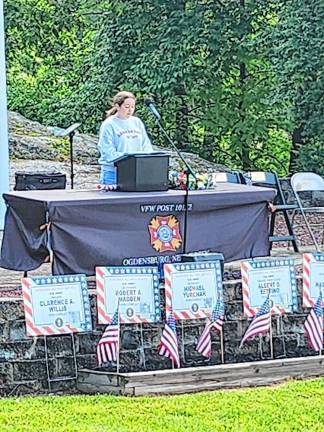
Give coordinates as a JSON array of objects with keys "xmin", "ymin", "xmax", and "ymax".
[{"xmin": 290, "ymin": 172, "xmax": 324, "ymax": 251}]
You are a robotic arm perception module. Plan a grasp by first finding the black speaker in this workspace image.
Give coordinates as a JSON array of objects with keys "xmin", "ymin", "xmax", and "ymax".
[
  {"xmin": 14, "ymin": 172, "xmax": 67, "ymax": 191},
  {"xmin": 115, "ymin": 153, "xmax": 169, "ymax": 192}
]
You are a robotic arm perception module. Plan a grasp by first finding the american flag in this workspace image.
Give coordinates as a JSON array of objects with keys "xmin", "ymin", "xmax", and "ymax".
[
  {"xmin": 240, "ymin": 296, "xmax": 271, "ymax": 348},
  {"xmin": 159, "ymin": 311, "xmax": 180, "ymax": 368},
  {"xmin": 96, "ymin": 308, "xmax": 119, "ymax": 366},
  {"xmin": 196, "ymin": 298, "xmax": 225, "ymax": 358},
  {"xmin": 304, "ymin": 292, "xmax": 323, "ymax": 352}
]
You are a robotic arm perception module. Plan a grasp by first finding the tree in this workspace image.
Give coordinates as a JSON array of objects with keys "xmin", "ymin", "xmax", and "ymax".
[
  {"xmin": 83, "ymin": 0, "xmax": 290, "ymax": 172},
  {"xmin": 6, "ymin": 1, "xmax": 322, "ymax": 175},
  {"xmin": 5, "ymin": 0, "xmax": 96, "ymax": 127},
  {"xmin": 266, "ymin": 0, "xmax": 324, "ymax": 173}
]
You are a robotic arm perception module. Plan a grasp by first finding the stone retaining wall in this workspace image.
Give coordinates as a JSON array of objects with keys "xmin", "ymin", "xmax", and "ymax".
[{"xmin": 0, "ymin": 276, "xmax": 317, "ymax": 396}]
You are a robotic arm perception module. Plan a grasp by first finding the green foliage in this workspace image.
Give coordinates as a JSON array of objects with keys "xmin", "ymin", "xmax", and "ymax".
[
  {"xmin": 265, "ymin": 0, "xmax": 324, "ymax": 169},
  {"xmin": 82, "ymin": 0, "xmax": 291, "ymax": 172},
  {"xmin": 0, "ymin": 379, "xmax": 324, "ymax": 431},
  {"xmin": 5, "ymin": 0, "xmax": 97, "ymax": 128},
  {"xmin": 4, "ymin": 1, "xmax": 323, "ymax": 173},
  {"xmin": 297, "ymin": 140, "xmax": 324, "ymax": 176}
]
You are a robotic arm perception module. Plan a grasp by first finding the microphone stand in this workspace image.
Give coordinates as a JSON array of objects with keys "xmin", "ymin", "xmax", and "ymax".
[
  {"xmin": 57, "ymin": 123, "xmax": 81, "ymax": 189},
  {"xmin": 149, "ymin": 114, "xmax": 198, "ymax": 254}
]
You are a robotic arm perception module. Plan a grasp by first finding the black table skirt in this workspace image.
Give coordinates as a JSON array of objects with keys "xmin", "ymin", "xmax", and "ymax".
[{"xmin": 0, "ymin": 184, "xmax": 275, "ymax": 275}]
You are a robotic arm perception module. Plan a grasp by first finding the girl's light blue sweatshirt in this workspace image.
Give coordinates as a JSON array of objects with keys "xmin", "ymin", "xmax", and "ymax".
[{"xmin": 98, "ymin": 115, "xmax": 153, "ymax": 174}]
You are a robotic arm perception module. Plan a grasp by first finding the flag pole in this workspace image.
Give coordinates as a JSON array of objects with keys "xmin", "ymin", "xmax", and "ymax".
[
  {"xmin": 279, "ymin": 315, "xmax": 287, "ymax": 357},
  {"xmin": 321, "ymin": 289, "xmax": 323, "ymax": 357},
  {"xmin": 220, "ymin": 327, "xmax": 224, "ymax": 364},
  {"xmin": 116, "ymin": 299, "xmax": 121, "ymax": 374},
  {"xmin": 258, "ymin": 336, "xmax": 264, "ymax": 359},
  {"xmin": 269, "ymin": 315, "xmax": 274, "ymax": 359},
  {"xmin": 139, "ymin": 322, "xmax": 146, "ymax": 369},
  {"xmin": 181, "ymin": 320, "xmax": 186, "ymax": 363},
  {"xmin": 269, "ymin": 293, "xmax": 274, "ymax": 359}
]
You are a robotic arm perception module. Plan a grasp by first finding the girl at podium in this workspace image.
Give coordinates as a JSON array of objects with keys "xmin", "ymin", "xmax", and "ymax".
[{"xmin": 98, "ymin": 91, "xmax": 153, "ymax": 186}]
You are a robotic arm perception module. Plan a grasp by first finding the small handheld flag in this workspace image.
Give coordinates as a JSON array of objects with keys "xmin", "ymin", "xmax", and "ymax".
[
  {"xmin": 240, "ymin": 296, "xmax": 271, "ymax": 348},
  {"xmin": 196, "ymin": 298, "xmax": 225, "ymax": 358},
  {"xmin": 159, "ymin": 311, "xmax": 180, "ymax": 368},
  {"xmin": 96, "ymin": 307, "xmax": 119, "ymax": 366},
  {"xmin": 304, "ymin": 292, "xmax": 323, "ymax": 352}
]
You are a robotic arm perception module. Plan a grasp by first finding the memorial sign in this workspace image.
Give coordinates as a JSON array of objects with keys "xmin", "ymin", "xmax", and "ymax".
[
  {"xmin": 164, "ymin": 261, "xmax": 223, "ymax": 320},
  {"xmin": 241, "ymin": 258, "xmax": 298, "ymax": 316},
  {"xmin": 303, "ymin": 253, "xmax": 324, "ymax": 307},
  {"xmin": 96, "ymin": 266, "xmax": 160, "ymax": 324},
  {"xmin": 21, "ymin": 274, "xmax": 92, "ymax": 336}
]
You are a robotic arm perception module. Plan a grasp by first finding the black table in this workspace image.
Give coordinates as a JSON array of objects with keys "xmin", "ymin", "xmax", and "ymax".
[{"xmin": 0, "ymin": 184, "xmax": 275, "ymax": 275}]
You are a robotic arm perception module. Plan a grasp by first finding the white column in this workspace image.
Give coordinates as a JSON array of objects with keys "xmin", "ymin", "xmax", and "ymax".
[{"xmin": 0, "ymin": 0, "xmax": 9, "ymax": 229}]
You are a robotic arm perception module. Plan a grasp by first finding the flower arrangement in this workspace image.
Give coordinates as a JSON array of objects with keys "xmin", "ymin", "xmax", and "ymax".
[{"xmin": 168, "ymin": 170, "xmax": 209, "ymax": 190}]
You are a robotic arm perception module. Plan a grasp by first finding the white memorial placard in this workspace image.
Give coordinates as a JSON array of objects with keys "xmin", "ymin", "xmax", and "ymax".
[
  {"xmin": 96, "ymin": 266, "xmax": 160, "ymax": 324},
  {"xmin": 241, "ymin": 258, "xmax": 298, "ymax": 316},
  {"xmin": 303, "ymin": 253, "xmax": 324, "ymax": 307},
  {"xmin": 164, "ymin": 261, "xmax": 223, "ymax": 320},
  {"xmin": 21, "ymin": 274, "xmax": 92, "ymax": 336}
]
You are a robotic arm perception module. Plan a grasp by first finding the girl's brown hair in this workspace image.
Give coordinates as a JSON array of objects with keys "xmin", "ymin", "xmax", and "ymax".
[{"xmin": 106, "ymin": 91, "xmax": 136, "ymax": 117}]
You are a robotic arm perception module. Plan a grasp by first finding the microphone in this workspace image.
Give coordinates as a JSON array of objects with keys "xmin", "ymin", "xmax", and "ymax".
[{"xmin": 144, "ymin": 99, "xmax": 161, "ymax": 120}]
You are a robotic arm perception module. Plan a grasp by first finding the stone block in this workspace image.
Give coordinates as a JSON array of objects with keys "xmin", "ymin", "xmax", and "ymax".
[
  {"xmin": 9, "ymin": 320, "xmax": 29, "ymax": 341},
  {"xmin": 77, "ymin": 354, "xmax": 97, "ymax": 370},
  {"xmin": 0, "ymin": 363, "xmax": 14, "ymax": 385},
  {"xmin": 223, "ymin": 282, "xmax": 237, "ymax": 301},
  {"xmin": 237, "ymin": 319, "xmax": 251, "ymax": 339},
  {"xmin": 55, "ymin": 357, "xmax": 77, "ymax": 377},
  {"xmin": 142, "ymin": 328, "xmax": 161, "ymax": 347},
  {"xmin": 142, "ymin": 349, "xmax": 174, "ymax": 371},
  {"xmin": 77, "ymin": 333, "xmax": 97, "ymax": 355},
  {"xmin": 13, "ymin": 360, "xmax": 48, "ymax": 381},
  {"xmin": 273, "ymin": 336, "xmax": 288, "ymax": 358},
  {"xmin": 184, "ymin": 340, "xmax": 222, "ymax": 363},
  {"xmin": 179, "ymin": 324, "xmax": 202, "ymax": 345},
  {"xmin": 285, "ymin": 334, "xmax": 307, "ymax": 353},
  {"xmin": 46, "ymin": 335, "xmax": 75, "ymax": 356},
  {"xmin": 49, "ymin": 379, "xmax": 76, "ymax": 393},
  {"xmin": 225, "ymin": 342, "xmax": 263, "ymax": 363},
  {"xmin": 119, "ymin": 350, "xmax": 142, "ymax": 372},
  {"xmin": 0, "ymin": 301, "xmax": 24, "ymax": 323},
  {"xmin": 271, "ymin": 315, "xmax": 290, "ymax": 337},
  {"xmin": 0, "ymin": 322, "xmax": 9, "ymax": 340},
  {"xmin": 89, "ymin": 296, "xmax": 99, "ymax": 328},
  {"xmin": 121, "ymin": 328, "xmax": 141, "ymax": 349},
  {"xmin": 0, "ymin": 340, "xmax": 44, "ymax": 361},
  {"xmin": 0, "ymin": 380, "xmax": 43, "ymax": 397},
  {"xmin": 234, "ymin": 282, "xmax": 243, "ymax": 299},
  {"xmin": 225, "ymin": 302, "xmax": 243, "ymax": 320},
  {"xmin": 223, "ymin": 321, "xmax": 240, "ymax": 340}
]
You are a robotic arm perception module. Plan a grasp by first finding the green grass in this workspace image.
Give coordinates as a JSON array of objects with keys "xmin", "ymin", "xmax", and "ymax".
[{"xmin": 1, "ymin": 379, "xmax": 324, "ymax": 432}]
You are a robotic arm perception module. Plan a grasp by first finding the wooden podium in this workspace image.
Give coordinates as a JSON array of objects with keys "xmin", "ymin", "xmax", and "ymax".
[{"xmin": 114, "ymin": 153, "xmax": 169, "ymax": 192}]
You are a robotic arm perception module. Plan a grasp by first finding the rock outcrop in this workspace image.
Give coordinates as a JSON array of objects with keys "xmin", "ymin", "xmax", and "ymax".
[{"xmin": 8, "ymin": 111, "xmax": 228, "ymax": 173}]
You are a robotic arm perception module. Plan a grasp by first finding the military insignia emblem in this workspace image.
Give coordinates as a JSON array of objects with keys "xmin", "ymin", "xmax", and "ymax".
[
  {"xmin": 148, "ymin": 215, "xmax": 182, "ymax": 252},
  {"xmin": 191, "ymin": 303, "xmax": 199, "ymax": 313},
  {"xmin": 55, "ymin": 317, "xmax": 63, "ymax": 328},
  {"xmin": 126, "ymin": 307, "xmax": 134, "ymax": 318}
]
